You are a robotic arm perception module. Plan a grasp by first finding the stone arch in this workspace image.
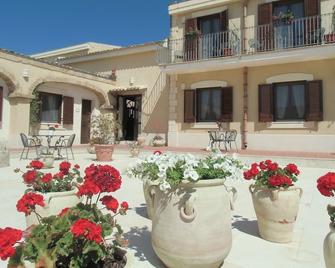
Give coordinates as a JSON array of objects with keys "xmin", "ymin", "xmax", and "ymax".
[
  {"xmin": 28, "ymin": 77, "xmax": 109, "ymax": 106},
  {"xmin": 0, "ymin": 69, "xmax": 18, "ymax": 94}
]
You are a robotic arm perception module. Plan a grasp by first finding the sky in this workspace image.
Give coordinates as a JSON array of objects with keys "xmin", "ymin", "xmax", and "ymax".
[{"xmin": 0, "ymin": 0, "xmax": 171, "ymax": 55}]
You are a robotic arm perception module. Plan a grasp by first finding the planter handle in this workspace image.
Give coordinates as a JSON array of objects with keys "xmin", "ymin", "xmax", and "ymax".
[
  {"xmin": 180, "ymin": 195, "xmax": 196, "ymax": 222},
  {"xmin": 249, "ymin": 184, "xmax": 255, "ymax": 194},
  {"xmin": 297, "ymin": 187, "xmax": 303, "ymax": 198},
  {"xmin": 227, "ymin": 186, "xmax": 238, "ymax": 210},
  {"xmin": 147, "ymin": 185, "xmax": 156, "ymax": 211}
]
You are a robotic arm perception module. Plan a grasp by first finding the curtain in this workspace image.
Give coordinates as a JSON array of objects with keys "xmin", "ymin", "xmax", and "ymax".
[
  {"xmin": 198, "ymin": 88, "xmax": 221, "ymax": 121},
  {"xmin": 41, "ymin": 94, "xmax": 61, "ymax": 123},
  {"xmin": 275, "ymin": 85, "xmax": 289, "ymax": 120},
  {"xmin": 291, "ymin": 84, "xmax": 305, "ymax": 118}
]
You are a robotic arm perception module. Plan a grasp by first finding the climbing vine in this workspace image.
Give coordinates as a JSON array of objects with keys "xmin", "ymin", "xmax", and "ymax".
[{"xmin": 29, "ymin": 88, "xmax": 41, "ymax": 125}]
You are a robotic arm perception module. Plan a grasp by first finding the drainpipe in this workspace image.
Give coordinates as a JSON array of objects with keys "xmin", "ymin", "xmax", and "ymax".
[{"xmin": 242, "ymin": 67, "xmax": 248, "ymax": 150}]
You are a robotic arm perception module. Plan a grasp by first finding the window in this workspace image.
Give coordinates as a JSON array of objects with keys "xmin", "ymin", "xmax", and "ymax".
[
  {"xmin": 196, "ymin": 88, "xmax": 222, "ymax": 122},
  {"xmin": 274, "ymin": 82, "xmax": 306, "ymax": 121},
  {"xmin": 40, "ymin": 92, "xmax": 62, "ymax": 123}
]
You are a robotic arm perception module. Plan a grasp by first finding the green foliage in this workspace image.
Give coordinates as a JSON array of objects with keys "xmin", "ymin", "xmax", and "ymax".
[
  {"xmin": 90, "ymin": 112, "xmax": 120, "ymax": 145},
  {"xmin": 328, "ymin": 205, "xmax": 335, "ymax": 223},
  {"xmin": 29, "ymin": 88, "xmax": 41, "ymax": 125}
]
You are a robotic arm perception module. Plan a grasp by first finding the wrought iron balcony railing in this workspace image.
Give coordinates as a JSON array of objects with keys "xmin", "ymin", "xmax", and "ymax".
[{"xmin": 158, "ymin": 13, "xmax": 335, "ymax": 65}]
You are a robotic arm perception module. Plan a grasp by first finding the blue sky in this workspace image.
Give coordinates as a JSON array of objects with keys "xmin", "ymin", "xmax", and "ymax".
[{"xmin": 1, "ymin": 0, "xmax": 171, "ymax": 55}]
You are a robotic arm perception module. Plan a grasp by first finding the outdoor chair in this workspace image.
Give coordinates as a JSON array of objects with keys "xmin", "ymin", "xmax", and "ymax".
[
  {"xmin": 20, "ymin": 133, "xmax": 41, "ymax": 160},
  {"xmin": 224, "ymin": 130, "xmax": 238, "ymax": 151},
  {"xmin": 208, "ymin": 131, "xmax": 226, "ymax": 150},
  {"xmin": 58, "ymin": 134, "xmax": 76, "ymax": 160}
]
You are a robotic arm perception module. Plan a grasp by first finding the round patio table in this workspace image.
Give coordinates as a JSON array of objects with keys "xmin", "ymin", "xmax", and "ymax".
[{"xmin": 32, "ymin": 134, "xmax": 70, "ymax": 158}]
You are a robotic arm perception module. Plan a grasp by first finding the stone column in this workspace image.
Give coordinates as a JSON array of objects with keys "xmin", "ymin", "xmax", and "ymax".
[
  {"xmin": 167, "ymin": 75, "xmax": 179, "ymax": 147},
  {"xmin": 8, "ymin": 94, "xmax": 32, "ymax": 148}
]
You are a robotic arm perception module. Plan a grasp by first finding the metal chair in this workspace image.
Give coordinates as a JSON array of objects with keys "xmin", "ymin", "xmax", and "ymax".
[
  {"xmin": 208, "ymin": 131, "xmax": 226, "ymax": 150},
  {"xmin": 58, "ymin": 134, "xmax": 76, "ymax": 160},
  {"xmin": 224, "ymin": 130, "xmax": 238, "ymax": 151},
  {"xmin": 20, "ymin": 133, "xmax": 41, "ymax": 160}
]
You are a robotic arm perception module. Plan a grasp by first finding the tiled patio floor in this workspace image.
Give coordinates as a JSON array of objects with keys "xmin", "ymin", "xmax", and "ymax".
[{"xmin": 0, "ymin": 148, "xmax": 333, "ymax": 268}]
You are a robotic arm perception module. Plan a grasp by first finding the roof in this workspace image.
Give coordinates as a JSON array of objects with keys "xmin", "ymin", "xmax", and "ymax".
[
  {"xmin": 0, "ymin": 48, "xmax": 114, "ymax": 82},
  {"xmin": 59, "ymin": 41, "xmax": 164, "ymax": 64},
  {"xmin": 31, "ymin": 42, "xmax": 121, "ymax": 59}
]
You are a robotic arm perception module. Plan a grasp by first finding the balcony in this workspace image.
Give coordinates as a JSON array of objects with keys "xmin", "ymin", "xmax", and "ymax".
[{"xmin": 158, "ymin": 13, "xmax": 335, "ymax": 67}]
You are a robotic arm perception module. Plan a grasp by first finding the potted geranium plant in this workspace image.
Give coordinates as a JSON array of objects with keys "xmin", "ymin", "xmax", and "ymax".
[
  {"xmin": 317, "ymin": 172, "xmax": 335, "ymax": 268},
  {"xmin": 91, "ymin": 113, "xmax": 120, "ymax": 162},
  {"xmin": 244, "ymin": 160, "xmax": 302, "ymax": 243},
  {"xmin": 15, "ymin": 160, "xmax": 82, "ymax": 227},
  {"xmin": 127, "ymin": 152, "xmax": 244, "ymax": 268},
  {"xmin": 1, "ymin": 164, "xmax": 130, "ymax": 268},
  {"xmin": 324, "ymin": 5, "xmax": 335, "ymax": 44}
]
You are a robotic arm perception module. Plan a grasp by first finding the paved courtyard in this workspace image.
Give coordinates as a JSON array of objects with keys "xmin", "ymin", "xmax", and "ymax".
[{"xmin": 0, "ymin": 148, "xmax": 334, "ymax": 268}]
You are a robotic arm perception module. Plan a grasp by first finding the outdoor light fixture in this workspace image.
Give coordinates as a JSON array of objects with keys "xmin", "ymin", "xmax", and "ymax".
[
  {"xmin": 22, "ymin": 68, "xmax": 29, "ymax": 78},
  {"xmin": 129, "ymin": 77, "xmax": 135, "ymax": 86}
]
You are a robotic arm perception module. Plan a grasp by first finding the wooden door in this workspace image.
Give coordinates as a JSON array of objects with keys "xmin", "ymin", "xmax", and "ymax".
[{"xmin": 81, "ymin": 99, "xmax": 92, "ymax": 144}]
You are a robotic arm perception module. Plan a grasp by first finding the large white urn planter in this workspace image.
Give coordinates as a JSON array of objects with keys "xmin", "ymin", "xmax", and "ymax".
[
  {"xmin": 151, "ymin": 179, "xmax": 237, "ymax": 268},
  {"xmin": 324, "ymin": 222, "xmax": 335, "ymax": 268},
  {"xmin": 142, "ymin": 179, "xmax": 157, "ymax": 220},
  {"xmin": 249, "ymin": 185, "xmax": 303, "ymax": 243},
  {"xmin": 26, "ymin": 189, "xmax": 81, "ymax": 227}
]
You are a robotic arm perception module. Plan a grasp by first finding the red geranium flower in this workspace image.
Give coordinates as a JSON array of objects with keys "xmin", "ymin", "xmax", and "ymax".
[
  {"xmin": 22, "ymin": 170, "xmax": 38, "ymax": 184},
  {"xmin": 121, "ymin": 201, "xmax": 129, "ymax": 211},
  {"xmin": 267, "ymin": 162, "xmax": 279, "ymax": 171},
  {"xmin": 0, "ymin": 227, "xmax": 23, "ymax": 260},
  {"xmin": 41, "ymin": 173, "xmax": 53, "ymax": 183},
  {"xmin": 268, "ymin": 175, "xmax": 293, "ymax": 187},
  {"xmin": 153, "ymin": 150, "xmax": 162, "ymax": 155},
  {"xmin": 74, "ymin": 164, "xmax": 80, "ymax": 169},
  {"xmin": 59, "ymin": 161, "xmax": 71, "ymax": 175},
  {"xmin": 53, "ymin": 172, "xmax": 64, "ymax": 180},
  {"xmin": 16, "ymin": 193, "xmax": 45, "ymax": 215},
  {"xmin": 28, "ymin": 160, "xmax": 44, "ymax": 170},
  {"xmin": 77, "ymin": 180, "xmax": 100, "ymax": 197},
  {"xmin": 285, "ymin": 164, "xmax": 300, "ymax": 176},
  {"xmin": 70, "ymin": 219, "xmax": 102, "ymax": 244},
  {"xmin": 317, "ymin": 172, "xmax": 335, "ymax": 197},
  {"xmin": 100, "ymin": 196, "xmax": 119, "ymax": 213}
]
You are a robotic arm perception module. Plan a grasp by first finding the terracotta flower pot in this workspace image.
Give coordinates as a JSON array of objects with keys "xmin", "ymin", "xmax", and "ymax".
[
  {"xmin": 324, "ymin": 222, "xmax": 335, "ymax": 268},
  {"xmin": 25, "ymin": 189, "xmax": 82, "ymax": 227},
  {"xmin": 95, "ymin": 144, "xmax": 114, "ymax": 162},
  {"xmin": 249, "ymin": 185, "xmax": 303, "ymax": 243},
  {"xmin": 151, "ymin": 179, "xmax": 237, "ymax": 268}
]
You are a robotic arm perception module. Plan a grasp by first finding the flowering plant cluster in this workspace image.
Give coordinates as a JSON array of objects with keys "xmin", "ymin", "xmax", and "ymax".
[
  {"xmin": 2, "ymin": 164, "xmax": 129, "ymax": 268},
  {"xmin": 127, "ymin": 152, "xmax": 245, "ymax": 192},
  {"xmin": 243, "ymin": 160, "xmax": 300, "ymax": 189},
  {"xmin": 317, "ymin": 172, "xmax": 335, "ymax": 223},
  {"xmin": 15, "ymin": 160, "xmax": 82, "ymax": 193}
]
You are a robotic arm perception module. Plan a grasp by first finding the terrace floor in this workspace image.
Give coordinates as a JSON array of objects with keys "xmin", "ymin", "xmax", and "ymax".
[{"xmin": 1, "ymin": 147, "xmax": 334, "ymax": 268}]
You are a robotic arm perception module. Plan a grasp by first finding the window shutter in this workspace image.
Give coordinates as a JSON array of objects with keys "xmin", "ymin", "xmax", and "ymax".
[
  {"xmin": 306, "ymin": 80, "xmax": 323, "ymax": 121},
  {"xmin": 258, "ymin": 3, "xmax": 273, "ymax": 51},
  {"xmin": 0, "ymin": 87, "xmax": 3, "ymax": 124},
  {"xmin": 220, "ymin": 87, "xmax": 233, "ymax": 122},
  {"xmin": 258, "ymin": 84, "xmax": 274, "ymax": 122},
  {"xmin": 63, "ymin": 96, "xmax": 74, "ymax": 124},
  {"xmin": 184, "ymin": 18, "xmax": 198, "ymax": 61},
  {"xmin": 220, "ymin": 10, "xmax": 228, "ymax": 32},
  {"xmin": 184, "ymin": 90, "xmax": 195, "ymax": 123},
  {"xmin": 258, "ymin": 3, "xmax": 272, "ymax": 25},
  {"xmin": 185, "ymin": 18, "xmax": 197, "ymax": 34},
  {"xmin": 304, "ymin": 0, "xmax": 320, "ymax": 17}
]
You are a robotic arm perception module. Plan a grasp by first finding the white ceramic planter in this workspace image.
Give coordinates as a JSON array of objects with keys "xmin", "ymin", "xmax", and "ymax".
[
  {"xmin": 26, "ymin": 189, "xmax": 81, "ymax": 227},
  {"xmin": 249, "ymin": 185, "xmax": 303, "ymax": 243},
  {"xmin": 324, "ymin": 222, "xmax": 335, "ymax": 268},
  {"xmin": 142, "ymin": 179, "xmax": 158, "ymax": 220},
  {"xmin": 41, "ymin": 154, "xmax": 54, "ymax": 169},
  {"xmin": 151, "ymin": 179, "xmax": 237, "ymax": 268}
]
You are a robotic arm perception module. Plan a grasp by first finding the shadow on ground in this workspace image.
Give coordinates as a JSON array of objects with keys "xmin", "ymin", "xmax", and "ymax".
[
  {"xmin": 232, "ymin": 215, "xmax": 259, "ymax": 238},
  {"xmin": 124, "ymin": 226, "xmax": 165, "ymax": 267},
  {"xmin": 135, "ymin": 204, "xmax": 149, "ymax": 219}
]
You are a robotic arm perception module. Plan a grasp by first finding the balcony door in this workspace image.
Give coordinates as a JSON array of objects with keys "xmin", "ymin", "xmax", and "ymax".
[{"xmin": 273, "ymin": 0, "xmax": 305, "ymax": 49}]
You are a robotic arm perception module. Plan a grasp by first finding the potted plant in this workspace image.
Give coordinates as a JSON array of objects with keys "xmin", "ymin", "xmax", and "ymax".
[
  {"xmin": 316, "ymin": 172, "xmax": 335, "ymax": 268},
  {"xmin": 127, "ymin": 141, "xmax": 142, "ymax": 158},
  {"xmin": 15, "ymin": 160, "xmax": 83, "ymax": 227},
  {"xmin": 1, "ymin": 164, "xmax": 130, "ymax": 268},
  {"xmin": 151, "ymin": 135, "xmax": 166, "ymax": 147},
  {"xmin": 91, "ymin": 113, "xmax": 119, "ymax": 162},
  {"xmin": 39, "ymin": 146, "xmax": 54, "ymax": 169},
  {"xmin": 127, "ymin": 152, "xmax": 244, "ymax": 267},
  {"xmin": 273, "ymin": 10, "xmax": 294, "ymax": 25},
  {"xmin": 324, "ymin": 6, "xmax": 335, "ymax": 43},
  {"xmin": 244, "ymin": 160, "xmax": 302, "ymax": 243}
]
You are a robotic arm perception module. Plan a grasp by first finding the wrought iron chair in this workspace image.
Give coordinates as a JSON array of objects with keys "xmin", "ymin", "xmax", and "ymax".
[
  {"xmin": 58, "ymin": 134, "xmax": 76, "ymax": 160},
  {"xmin": 224, "ymin": 130, "xmax": 238, "ymax": 151},
  {"xmin": 208, "ymin": 131, "xmax": 226, "ymax": 150},
  {"xmin": 19, "ymin": 133, "xmax": 41, "ymax": 160}
]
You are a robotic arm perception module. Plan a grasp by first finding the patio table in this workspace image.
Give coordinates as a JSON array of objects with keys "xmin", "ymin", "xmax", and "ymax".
[
  {"xmin": 32, "ymin": 134, "xmax": 70, "ymax": 158},
  {"xmin": 208, "ymin": 130, "xmax": 238, "ymax": 151}
]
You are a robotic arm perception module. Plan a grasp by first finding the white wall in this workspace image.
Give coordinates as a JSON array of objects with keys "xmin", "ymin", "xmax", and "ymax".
[{"xmin": 0, "ymin": 78, "xmax": 11, "ymax": 146}]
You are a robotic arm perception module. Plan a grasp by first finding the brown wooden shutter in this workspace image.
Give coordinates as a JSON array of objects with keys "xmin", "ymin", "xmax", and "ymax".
[
  {"xmin": 258, "ymin": 3, "xmax": 273, "ymax": 51},
  {"xmin": 306, "ymin": 80, "xmax": 323, "ymax": 121},
  {"xmin": 185, "ymin": 18, "xmax": 197, "ymax": 33},
  {"xmin": 0, "ymin": 87, "xmax": 3, "ymax": 124},
  {"xmin": 220, "ymin": 10, "xmax": 228, "ymax": 32},
  {"xmin": 220, "ymin": 87, "xmax": 233, "ymax": 122},
  {"xmin": 184, "ymin": 90, "xmax": 195, "ymax": 123},
  {"xmin": 258, "ymin": 84, "xmax": 274, "ymax": 122},
  {"xmin": 304, "ymin": 0, "xmax": 320, "ymax": 17},
  {"xmin": 184, "ymin": 18, "xmax": 198, "ymax": 61},
  {"xmin": 63, "ymin": 96, "xmax": 74, "ymax": 124}
]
